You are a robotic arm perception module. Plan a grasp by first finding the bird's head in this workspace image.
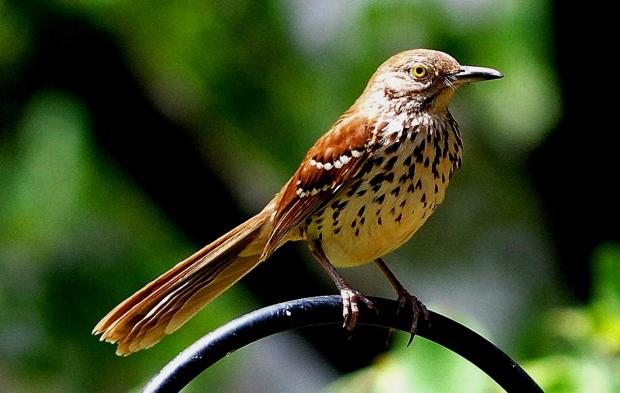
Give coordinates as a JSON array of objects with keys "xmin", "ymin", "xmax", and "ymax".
[{"xmin": 367, "ymin": 49, "xmax": 502, "ymax": 112}]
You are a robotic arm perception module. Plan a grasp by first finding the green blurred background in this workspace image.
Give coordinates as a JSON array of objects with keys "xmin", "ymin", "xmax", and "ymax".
[{"xmin": 1, "ymin": 1, "xmax": 618, "ymax": 392}]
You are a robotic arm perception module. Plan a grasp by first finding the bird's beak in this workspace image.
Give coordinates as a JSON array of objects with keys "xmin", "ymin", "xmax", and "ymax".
[{"xmin": 452, "ymin": 66, "xmax": 503, "ymax": 84}]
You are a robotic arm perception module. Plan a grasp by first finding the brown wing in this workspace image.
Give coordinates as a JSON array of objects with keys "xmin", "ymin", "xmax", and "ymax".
[{"xmin": 262, "ymin": 116, "xmax": 375, "ymax": 257}]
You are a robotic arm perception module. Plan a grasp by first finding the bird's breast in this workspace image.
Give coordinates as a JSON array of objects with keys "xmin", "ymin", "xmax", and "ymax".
[{"xmin": 301, "ymin": 122, "xmax": 462, "ymax": 267}]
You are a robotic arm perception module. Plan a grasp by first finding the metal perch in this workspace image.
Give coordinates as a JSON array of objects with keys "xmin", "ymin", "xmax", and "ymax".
[{"xmin": 141, "ymin": 295, "xmax": 543, "ymax": 393}]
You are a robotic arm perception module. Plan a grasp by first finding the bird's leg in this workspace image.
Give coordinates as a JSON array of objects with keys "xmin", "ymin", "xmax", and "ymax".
[
  {"xmin": 375, "ymin": 258, "xmax": 429, "ymax": 345},
  {"xmin": 309, "ymin": 242, "xmax": 374, "ymax": 330}
]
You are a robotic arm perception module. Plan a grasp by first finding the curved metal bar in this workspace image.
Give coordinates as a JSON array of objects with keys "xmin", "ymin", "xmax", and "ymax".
[{"xmin": 141, "ymin": 296, "xmax": 543, "ymax": 393}]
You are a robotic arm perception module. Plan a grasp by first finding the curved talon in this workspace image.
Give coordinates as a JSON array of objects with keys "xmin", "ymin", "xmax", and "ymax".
[
  {"xmin": 340, "ymin": 289, "xmax": 374, "ymax": 330},
  {"xmin": 396, "ymin": 291, "xmax": 429, "ymax": 346}
]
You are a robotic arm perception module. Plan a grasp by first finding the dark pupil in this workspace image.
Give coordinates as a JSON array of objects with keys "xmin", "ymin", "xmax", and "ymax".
[{"xmin": 415, "ymin": 67, "xmax": 424, "ymax": 75}]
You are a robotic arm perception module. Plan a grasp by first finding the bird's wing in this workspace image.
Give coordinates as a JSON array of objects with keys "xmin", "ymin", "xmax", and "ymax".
[{"xmin": 263, "ymin": 115, "xmax": 375, "ymax": 257}]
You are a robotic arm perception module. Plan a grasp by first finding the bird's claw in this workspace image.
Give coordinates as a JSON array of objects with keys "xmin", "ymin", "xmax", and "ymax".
[
  {"xmin": 340, "ymin": 289, "xmax": 374, "ymax": 330},
  {"xmin": 396, "ymin": 291, "xmax": 429, "ymax": 346}
]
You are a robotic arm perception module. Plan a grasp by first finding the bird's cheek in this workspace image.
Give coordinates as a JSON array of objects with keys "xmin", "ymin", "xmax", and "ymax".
[
  {"xmin": 383, "ymin": 77, "xmax": 410, "ymax": 93},
  {"xmin": 383, "ymin": 83, "xmax": 420, "ymax": 100}
]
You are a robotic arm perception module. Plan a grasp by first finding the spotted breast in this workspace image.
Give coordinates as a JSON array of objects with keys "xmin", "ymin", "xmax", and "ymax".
[{"xmin": 299, "ymin": 112, "xmax": 462, "ymax": 267}]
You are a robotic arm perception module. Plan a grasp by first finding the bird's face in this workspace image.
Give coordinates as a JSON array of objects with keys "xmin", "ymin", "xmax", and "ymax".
[{"xmin": 370, "ymin": 49, "xmax": 502, "ymax": 112}]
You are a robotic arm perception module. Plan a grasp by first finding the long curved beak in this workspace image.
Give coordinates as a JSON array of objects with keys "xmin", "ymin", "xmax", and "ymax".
[{"xmin": 453, "ymin": 66, "xmax": 503, "ymax": 84}]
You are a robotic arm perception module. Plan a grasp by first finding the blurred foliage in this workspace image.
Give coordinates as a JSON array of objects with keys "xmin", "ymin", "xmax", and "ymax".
[
  {"xmin": 522, "ymin": 243, "xmax": 620, "ymax": 393},
  {"xmin": 0, "ymin": 90, "xmax": 257, "ymax": 392},
  {"xmin": 0, "ymin": 1, "xmax": 29, "ymax": 72},
  {"xmin": 0, "ymin": 1, "xmax": 615, "ymax": 392}
]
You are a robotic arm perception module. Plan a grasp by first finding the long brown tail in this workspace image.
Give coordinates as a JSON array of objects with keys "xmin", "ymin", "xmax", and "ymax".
[{"xmin": 93, "ymin": 207, "xmax": 273, "ymax": 355}]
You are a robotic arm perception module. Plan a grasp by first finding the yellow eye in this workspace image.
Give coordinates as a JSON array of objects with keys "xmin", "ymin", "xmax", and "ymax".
[{"xmin": 411, "ymin": 64, "xmax": 428, "ymax": 79}]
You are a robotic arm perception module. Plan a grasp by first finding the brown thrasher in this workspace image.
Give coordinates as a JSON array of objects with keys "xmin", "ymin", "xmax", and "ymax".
[{"xmin": 93, "ymin": 49, "xmax": 502, "ymax": 355}]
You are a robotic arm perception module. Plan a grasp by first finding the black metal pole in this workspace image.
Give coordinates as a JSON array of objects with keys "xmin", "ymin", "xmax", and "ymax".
[{"xmin": 141, "ymin": 296, "xmax": 543, "ymax": 393}]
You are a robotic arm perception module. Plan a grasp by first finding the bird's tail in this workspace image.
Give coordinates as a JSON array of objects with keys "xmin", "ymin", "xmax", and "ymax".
[{"xmin": 92, "ymin": 206, "xmax": 274, "ymax": 355}]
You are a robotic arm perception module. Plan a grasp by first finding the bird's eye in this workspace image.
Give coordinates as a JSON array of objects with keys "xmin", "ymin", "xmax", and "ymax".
[{"xmin": 411, "ymin": 64, "xmax": 428, "ymax": 79}]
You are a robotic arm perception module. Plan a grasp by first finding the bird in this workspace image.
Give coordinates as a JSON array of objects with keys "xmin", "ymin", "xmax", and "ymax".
[{"xmin": 93, "ymin": 49, "xmax": 502, "ymax": 355}]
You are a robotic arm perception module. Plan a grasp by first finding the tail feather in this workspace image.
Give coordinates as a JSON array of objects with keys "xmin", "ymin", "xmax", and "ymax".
[{"xmin": 93, "ymin": 209, "xmax": 272, "ymax": 355}]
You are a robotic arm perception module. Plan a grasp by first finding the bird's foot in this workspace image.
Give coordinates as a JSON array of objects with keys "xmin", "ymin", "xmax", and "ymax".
[
  {"xmin": 340, "ymin": 288, "xmax": 375, "ymax": 330},
  {"xmin": 396, "ymin": 291, "xmax": 429, "ymax": 346}
]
